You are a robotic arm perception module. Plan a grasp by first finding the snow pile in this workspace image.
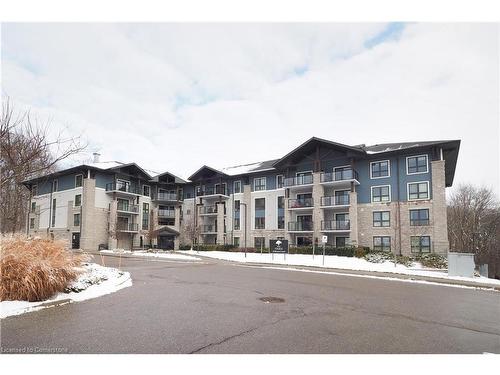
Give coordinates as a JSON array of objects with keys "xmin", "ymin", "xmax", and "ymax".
[
  {"xmin": 1, "ymin": 263, "xmax": 131, "ymax": 319},
  {"xmin": 179, "ymin": 250, "xmax": 500, "ymax": 287},
  {"xmin": 100, "ymin": 249, "xmax": 201, "ymax": 261}
]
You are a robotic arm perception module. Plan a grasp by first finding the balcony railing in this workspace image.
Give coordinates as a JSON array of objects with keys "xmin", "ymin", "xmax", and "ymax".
[
  {"xmin": 158, "ymin": 209, "xmax": 175, "ymax": 218},
  {"xmin": 201, "ymin": 224, "xmax": 217, "ymax": 233},
  {"xmin": 116, "ymin": 222, "xmax": 139, "ymax": 232},
  {"xmin": 320, "ymin": 168, "xmax": 359, "ymax": 183},
  {"xmin": 321, "ymin": 220, "xmax": 350, "ymax": 231},
  {"xmin": 106, "ymin": 182, "xmax": 141, "ymax": 195},
  {"xmin": 288, "ymin": 221, "xmax": 314, "ymax": 231},
  {"xmin": 288, "ymin": 198, "xmax": 314, "ymax": 209},
  {"xmin": 320, "ymin": 195, "xmax": 350, "ymax": 206},
  {"xmin": 117, "ymin": 202, "xmax": 139, "ymax": 213},
  {"xmin": 196, "ymin": 186, "xmax": 228, "ymax": 197},
  {"xmin": 200, "ymin": 206, "xmax": 218, "ymax": 215},
  {"xmin": 283, "ymin": 175, "xmax": 314, "ymax": 187},
  {"xmin": 154, "ymin": 192, "xmax": 180, "ymax": 201}
]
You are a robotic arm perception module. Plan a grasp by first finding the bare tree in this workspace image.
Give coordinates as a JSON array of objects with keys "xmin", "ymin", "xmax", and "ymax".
[
  {"xmin": 448, "ymin": 184, "xmax": 500, "ymax": 277},
  {"xmin": 182, "ymin": 214, "xmax": 200, "ymax": 249},
  {"xmin": 0, "ymin": 97, "xmax": 87, "ymax": 233}
]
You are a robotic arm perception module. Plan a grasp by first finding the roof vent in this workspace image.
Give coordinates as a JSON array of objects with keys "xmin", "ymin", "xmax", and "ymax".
[{"xmin": 93, "ymin": 152, "xmax": 101, "ymax": 163}]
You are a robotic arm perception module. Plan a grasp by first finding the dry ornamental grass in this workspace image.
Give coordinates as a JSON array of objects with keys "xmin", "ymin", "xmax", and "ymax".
[{"xmin": 0, "ymin": 236, "xmax": 89, "ymax": 302}]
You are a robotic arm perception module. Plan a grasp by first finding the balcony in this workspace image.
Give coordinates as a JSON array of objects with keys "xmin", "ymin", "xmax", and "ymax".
[
  {"xmin": 283, "ymin": 175, "xmax": 314, "ymax": 188},
  {"xmin": 153, "ymin": 192, "xmax": 182, "ymax": 203},
  {"xmin": 158, "ymin": 209, "xmax": 175, "ymax": 218},
  {"xmin": 320, "ymin": 168, "xmax": 360, "ymax": 186},
  {"xmin": 320, "ymin": 195, "xmax": 350, "ymax": 208},
  {"xmin": 196, "ymin": 186, "xmax": 229, "ymax": 199},
  {"xmin": 201, "ymin": 224, "xmax": 217, "ymax": 234},
  {"xmin": 288, "ymin": 221, "xmax": 314, "ymax": 232},
  {"xmin": 200, "ymin": 206, "xmax": 218, "ymax": 215},
  {"xmin": 116, "ymin": 222, "xmax": 139, "ymax": 232},
  {"xmin": 117, "ymin": 202, "xmax": 139, "ymax": 214},
  {"xmin": 106, "ymin": 182, "xmax": 141, "ymax": 196},
  {"xmin": 321, "ymin": 220, "xmax": 350, "ymax": 232},
  {"xmin": 288, "ymin": 198, "xmax": 314, "ymax": 210}
]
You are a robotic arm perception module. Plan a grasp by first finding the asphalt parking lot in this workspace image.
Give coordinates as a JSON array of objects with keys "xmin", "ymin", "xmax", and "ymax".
[{"xmin": 1, "ymin": 255, "xmax": 499, "ymax": 354}]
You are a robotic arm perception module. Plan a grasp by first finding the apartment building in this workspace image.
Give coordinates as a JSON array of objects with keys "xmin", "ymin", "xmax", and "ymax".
[{"xmin": 23, "ymin": 137, "xmax": 460, "ymax": 255}]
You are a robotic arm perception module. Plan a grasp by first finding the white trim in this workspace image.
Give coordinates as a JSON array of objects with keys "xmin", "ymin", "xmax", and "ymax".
[
  {"xmin": 407, "ymin": 181, "xmax": 430, "ymax": 201},
  {"xmin": 369, "ymin": 160, "xmax": 391, "ymax": 179},
  {"xmin": 370, "ymin": 184, "xmax": 392, "ymax": 203},
  {"xmin": 276, "ymin": 174, "xmax": 284, "ymax": 189},
  {"xmin": 74, "ymin": 193, "xmax": 82, "ymax": 207},
  {"xmin": 406, "ymin": 154, "xmax": 429, "ymax": 175},
  {"xmin": 333, "ymin": 165, "xmax": 351, "ymax": 172},
  {"xmin": 253, "ymin": 176, "xmax": 267, "ymax": 191},
  {"xmin": 233, "ymin": 180, "xmax": 242, "ymax": 194},
  {"xmin": 296, "ymin": 170, "xmax": 313, "ymax": 177},
  {"xmin": 74, "ymin": 174, "xmax": 83, "ymax": 188}
]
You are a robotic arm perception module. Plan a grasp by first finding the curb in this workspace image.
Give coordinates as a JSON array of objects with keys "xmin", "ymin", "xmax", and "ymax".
[
  {"xmin": 86, "ymin": 251, "xmax": 201, "ymax": 262},
  {"xmin": 35, "ymin": 298, "xmax": 72, "ymax": 309},
  {"xmin": 185, "ymin": 254, "xmax": 500, "ymax": 291}
]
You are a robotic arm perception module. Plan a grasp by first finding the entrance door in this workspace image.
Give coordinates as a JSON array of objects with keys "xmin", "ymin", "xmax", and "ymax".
[
  {"xmin": 72, "ymin": 232, "xmax": 80, "ymax": 249},
  {"xmin": 158, "ymin": 235, "xmax": 175, "ymax": 250}
]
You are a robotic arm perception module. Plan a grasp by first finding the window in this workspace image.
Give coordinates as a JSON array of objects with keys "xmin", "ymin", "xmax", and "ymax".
[
  {"xmin": 186, "ymin": 209, "xmax": 191, "ymax": 215},
  {"xmin": 30, "ymin": 218, "xmax": 35, "ymax": 229},
  {"xmin": 408, "ymin": 182, "xmax": 429, "ymax": 200},
  {"xmin": 74, "ymin": 194, "xmax": 82, "ymax": 207},
  {"xmin": 51, "ymin": 198, "xmax": 56, "ymax": 227},
  {"xmin": 373, "ymin": 236, "xmax": 391, "ymax": 251},
  {"xmin": 255, "ymin": 198, "xmax": 265, "ymax": 211},
  {"xmin": 255, "ymin": 217, "xmax": 265, "ymax": 229},
  {"xmin": 254, "ymin": 237, "xmax": 265, "ymax": 249},
  {"xmin": 371, "ymin": 185, "xmax": 391, "ymax": 202},
  {"xmin": 31, "ymin": 202, "xmax": 36, "ymax": 213},
  {"xmin": 234, "ymin": 218, "xmax": 240, "ymax": 230},
  {"xmin": 233, "ymin": 181, "xmax": 241, "ymax": 194},
  {"xmin": 73, "ymin": 213, "xmax": 80, "ymax": 227},
  {"xmin": 373, "ymin": 211, "xmax": 390, "ymax": 227},
  {"xmin": 234, "ymin": 237, "xmax": 240, "ymax": 247},
  {"xmin": 142, "ymin": 203, "xmax": 149, "ymax": 230},
  {"xmin": 336, "ymin": 237, "xmax": 348, "ymax": 248},
  {"xmin": 254, "ymin": 177, "xmax": 266, "ymax": 191},
  {"xmin": 411, "ymin": 236, "xmax": 431, "ymax": 253},
  {"xmin": 234, "ymin": 200, "xmax": 240, "ymax": 211},
  {"xmin": 407, "ymin": 155, "xmax": 428, "ymax": 174},
  {"xmin": 278, "ymin": 196, "xmax": 284, "ymax": 209},
  {"xmin": 32, "ymin": 185, "xmax": 38, "ymax": 196},
  {"xmin": 276, "ymin": 175, "xmax": 284, "ymax": 189},
  {"xmin": 75, "ymin": 174, "xmax": 83, "ymax": 188},
  {"xmin": 52, "ymin": 179, "xmax": 58, "ymax": 192},
  {"xmin": 277, "ymin": 196, "xmax": 285, "ymax": 229},
  {"xmin": 370, "ymin": 160, "xmax": 390, "ymax": 178},
  {"xmin": 410, "ymin": 209, "xmax": 429, "ymax": 226},
  {"xmin": 143, "ymin": 185, "xmax": 150, "ymax": 197}
]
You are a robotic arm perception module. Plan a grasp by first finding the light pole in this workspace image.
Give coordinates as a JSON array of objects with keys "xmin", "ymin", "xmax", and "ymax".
[{"xmin": 240, "ymin": 202, "xmax": 248, "ymax": 258}]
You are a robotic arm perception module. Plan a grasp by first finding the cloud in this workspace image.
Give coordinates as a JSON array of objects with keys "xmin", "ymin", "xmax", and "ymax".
[{"xmin": 1, "ymin": 23, "xmax": 498, "ymax": 194}]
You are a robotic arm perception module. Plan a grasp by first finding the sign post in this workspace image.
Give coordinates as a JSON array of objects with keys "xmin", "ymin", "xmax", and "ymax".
[
  {"xmin": 270, "ymin": 239, "xmax": 288, "ymax": 263},
  {"xmin": 321, "ymin": 235, "xmax": 328, "ymax": 266}
]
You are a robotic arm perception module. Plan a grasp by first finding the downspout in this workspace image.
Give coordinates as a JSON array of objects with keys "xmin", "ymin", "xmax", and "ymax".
[
  {"xmin": 48, "ymin": 185, "xmax": 53, "ymax": 237},
  {"xmin": 26, "ymin": 188, "xmax": 31, "ymax": 236},
  {"xmin": 396, "ymin": 157, "xmax": 402, "ymax": 256}
]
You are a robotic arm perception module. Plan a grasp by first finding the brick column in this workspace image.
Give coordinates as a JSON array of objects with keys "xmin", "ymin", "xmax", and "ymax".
[
  {"xmin": 348, "ymin": 191, "xmax": 359, "ymax": 247},
  {"xmin": 242, "ymin": 184, "xmax": 252, "ymax": 249},
  {"xmin": 216, "ymin": 202, "xmax": 225, "ymax": 245},
  {"xmin": 108, "ymin": 198, "xmax": 118, "ymax": 250},
  {"xmin": 312, "ymin": 172, "xmax": 323, "ymax": 244},
  {"xmin": 431, "ymin": 160, "xmax": 449, "ymax": 254},
  {"xmin": 80, "ymin": 178, "xmax": 96, "ymax": 251}
]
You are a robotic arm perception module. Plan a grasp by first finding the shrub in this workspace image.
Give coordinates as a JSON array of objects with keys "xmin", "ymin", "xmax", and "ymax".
[
  {"xmin": 365, "ymin": 251, "xmax": 394, "ymax": 263},
  {"xmin": 192, "ymin": 244, "xmax": 237, "ymax": 251},
  {"xmin": 354, "ymin": 246, "xmax": 369, "ymax": 258},
  {"xmin": 0, "ymin": 236, "xmax": 89, "ymax": 302},
  {"xmin": 179, "ymin": 244, "xmax": 192, "ymax": 250},
  {"xmin": 415, "ymin": 253, "xmax": 447, "ymax": 269},
  {"xmin": 288, "ymin": 246, "xmax": 356, "ymax": 257},
  {"xmin": 395, "ymin": 255, "xmax": 414, "ymax": 267}
]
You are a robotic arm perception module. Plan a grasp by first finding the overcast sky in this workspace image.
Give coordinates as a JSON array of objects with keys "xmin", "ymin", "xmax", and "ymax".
[{"xmin": 1, "ymin": 23, "xmax": 499, "ymax": 194}]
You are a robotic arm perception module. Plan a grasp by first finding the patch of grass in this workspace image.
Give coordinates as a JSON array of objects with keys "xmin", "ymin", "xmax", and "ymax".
[{"xmin": 0, "ymin": 236, "xmax": 89, "ymax": 302}]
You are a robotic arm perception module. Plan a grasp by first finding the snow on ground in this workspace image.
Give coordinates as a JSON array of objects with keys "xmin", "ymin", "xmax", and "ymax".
[
  {"xmin": 0, "ymin": 263, "xmax": 132, "ymax": 319},
  {"xmin": 179, "ymin": 250, "xmax": 500, "ymax": 287},
  {"xmin": 100, "ymin": 249, "xmax": 201, "ymax": 261}
]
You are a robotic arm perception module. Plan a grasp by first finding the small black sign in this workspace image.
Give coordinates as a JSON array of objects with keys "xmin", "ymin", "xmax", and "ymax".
[{"xmin": 270, "ymin": 239, "xmax": 288, "ymax": 253}]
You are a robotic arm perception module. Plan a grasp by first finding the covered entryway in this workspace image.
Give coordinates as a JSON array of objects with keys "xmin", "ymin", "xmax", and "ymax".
[
  {"xmin": 72, "ymin": 232, "xmax": 80, "ymax": 249},
  {"xmin": 156, "ymin": 226, "xmax": 180, "ymax": 250}
]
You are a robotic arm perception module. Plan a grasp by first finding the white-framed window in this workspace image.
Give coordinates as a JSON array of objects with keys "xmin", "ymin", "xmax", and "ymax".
[
  {"xmin": 254, "ymin": 177, "xmax": 266, "ymax": 191},
  {"xmin": 30, "ymin": 218, "xmax": 35, "ymax": 229},
  {"xmin": 371, "ymin": 185, "xmax": 391, "ymax": 203},
  {"xmin": 73, "ymin": 213, "xmax": 81, "ymax": 227},
  {"xmin": 233, "ymin": 180, "xmax": 241, "ymax": 194},
  {"xmin": 276, "ymin": 175, "xmax": 284, "ymax": 189},
  {"xmin": 370, "ymin": 160, "xmax": 390, "ymax": 179},
  {"xmin": 406, "ymin": 155, "xmax": 429, "ymax": 174},
  {"xmin": 74, "ymin": 194, "xmax": 82, "ymax": 207},
  {"xmin": 407, "ymin": 181, "xmax": 430, "ymax": 200},
  {"xmin": 31, "ymin": 202, "xmax": 36, "ymax": 213},
  {"xmin": 143, "ymin": 185, "xmax": 150, "ymax": 197},
  {"xmin": 75, "ymin": 174, "xmax": 83, "ymax": 188},
  {"xmin": 52, "ymin": 179, "xmax": 58, "ymax": 192}
]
